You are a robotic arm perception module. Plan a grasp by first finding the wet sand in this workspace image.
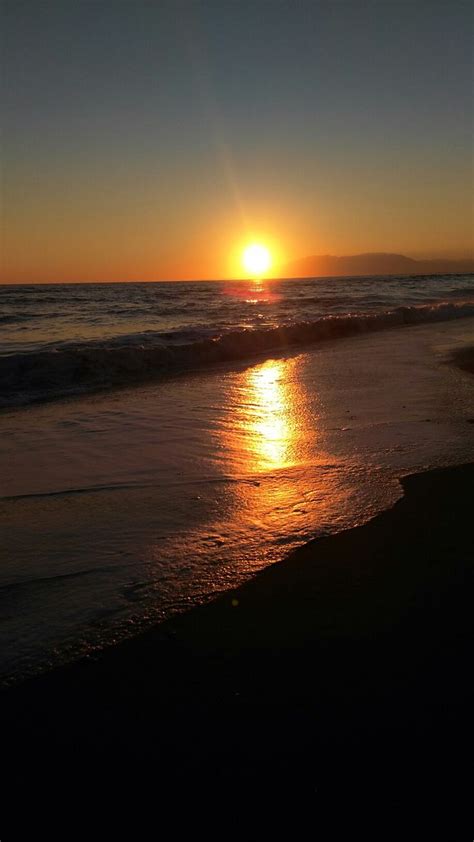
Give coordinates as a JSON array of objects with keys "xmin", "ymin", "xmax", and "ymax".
[
  {"xmin": 450, "ymin": 344, "xmax": 474, "ymax": 376},
  {"xmin": 2, "ymin": 460, "xmax": 473, "ymax": 835}
]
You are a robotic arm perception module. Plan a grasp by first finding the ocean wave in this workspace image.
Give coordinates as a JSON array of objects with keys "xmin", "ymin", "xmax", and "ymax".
[
  {"xmin": 445, "ymin": 286, "xmax": 474, "ymax": 297},
  {"xmin": 0, "ymin": 312, "xmax": 62, "ymax": 324},
  {"xmin": 1, "ymin": 300, "xmax": 473, "ymax": 408}
]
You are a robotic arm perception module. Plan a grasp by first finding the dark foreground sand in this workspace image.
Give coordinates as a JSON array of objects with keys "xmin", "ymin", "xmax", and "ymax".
[
  {"xmin": 2, "ymin": 460, "xmax": 473, "ymax": 836},
  {"xmin": 450, "ymin": 344, "xmax": 474, "ymax": 377}
]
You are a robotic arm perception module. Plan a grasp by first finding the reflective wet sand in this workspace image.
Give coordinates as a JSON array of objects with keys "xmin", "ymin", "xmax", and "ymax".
[{"xmin": 1, "ymin": 318, "xmax": 473, "ymax": 680}]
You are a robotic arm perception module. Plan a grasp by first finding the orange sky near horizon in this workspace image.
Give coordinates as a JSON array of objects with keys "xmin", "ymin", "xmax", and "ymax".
[{"xmin": 2, "ymin": 177, "xmax": 473, "ymax": 284}]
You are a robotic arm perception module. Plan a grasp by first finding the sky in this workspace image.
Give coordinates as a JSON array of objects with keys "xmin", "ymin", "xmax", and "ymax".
[{"xmin": 1, "ymin": 0, "xmax": 473, "ymax": 282}]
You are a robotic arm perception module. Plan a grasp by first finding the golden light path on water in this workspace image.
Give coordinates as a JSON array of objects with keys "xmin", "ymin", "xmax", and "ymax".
[
  {"xmin": 219, "ymin": 356, "xmax": 307, "ymax": 477},
  {"xmin": 210, "ymin": 351, "xmax": 349, "ymax": 542},
  {"xmin": 219, "ymin": 280, "xmax": 308, "ymax": 469},
  {"xmin": 243, "ymin": 359, "xmax": 296, "ymax": 472}
]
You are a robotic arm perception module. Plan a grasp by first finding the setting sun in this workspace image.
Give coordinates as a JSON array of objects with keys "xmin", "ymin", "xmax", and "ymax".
[{"xmin": 242, "ymin": 243, "xmax": 272, "ymax": 277}]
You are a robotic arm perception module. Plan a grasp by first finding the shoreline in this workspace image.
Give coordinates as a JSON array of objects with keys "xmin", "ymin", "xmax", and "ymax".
[
  {"xmin": 2, "ymin": 304, "xmax": 473, "ymax": 411},
  {"xmin": 3, "ymin": 461, "xmax": 473, "ymax": 832}
]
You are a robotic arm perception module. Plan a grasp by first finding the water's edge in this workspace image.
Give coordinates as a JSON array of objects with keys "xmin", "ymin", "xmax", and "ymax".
[{"xmin": 2, "ymin": 300, "xmax": 473, "ymax": 408}]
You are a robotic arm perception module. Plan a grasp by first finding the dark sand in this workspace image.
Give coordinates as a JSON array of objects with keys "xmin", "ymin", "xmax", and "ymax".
[
  {"xmin": 450, "ymin": 345, "xmax": 474, "ymax": 377},
  {"xmin": 2, "ymin": 461, "xmax": 473, "ymax": 835}
]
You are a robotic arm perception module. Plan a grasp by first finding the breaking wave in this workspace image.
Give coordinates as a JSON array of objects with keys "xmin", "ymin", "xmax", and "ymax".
[{"xmin": 1, "ymin": 300, "xmax": 473, "ymax": 408}]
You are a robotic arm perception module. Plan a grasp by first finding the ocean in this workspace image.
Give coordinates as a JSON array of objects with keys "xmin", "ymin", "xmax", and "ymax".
[
  {"xmin": 1, "ymin": 273, "xmax": 474, "ymax": 683},
  {"xmin": 1, "ymin": 273, "xmax": 473, "ymax": 407}
]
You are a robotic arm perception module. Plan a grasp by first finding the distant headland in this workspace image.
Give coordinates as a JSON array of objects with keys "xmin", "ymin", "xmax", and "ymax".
[{"xmin": 284, "ymin": 252, "xmax": 474, "ymax": 278}]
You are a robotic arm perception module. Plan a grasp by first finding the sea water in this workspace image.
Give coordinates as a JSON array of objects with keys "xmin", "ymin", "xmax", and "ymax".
[
  {"xmin": 1, "ymin": 274, "xmax": 473, "ymax": 406},
  {"xmin": 1, "ymin": 275, "xmax": 473, "ymax": 681}
]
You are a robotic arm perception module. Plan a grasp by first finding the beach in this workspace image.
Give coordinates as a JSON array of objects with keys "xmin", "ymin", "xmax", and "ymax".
[
  {"xmin": 2, "ymin": 314, "xmax": 474, "ymax": 682},
  {"xmin": 2, "ymin": 336, "xmax": 473, "ymax": 835},
  {"xmin": 3, "ymin": 0, "xmax": 473, "ymax": 832},
  {"xmin": 2, "ymin": 460, "xmax": 473, "ymax": 834}
]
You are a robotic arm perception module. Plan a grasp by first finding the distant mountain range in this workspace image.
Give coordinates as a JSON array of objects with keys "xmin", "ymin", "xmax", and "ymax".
[{"xmin": 283, "ymin": 252, "xmax": 474, "ymax": 278}]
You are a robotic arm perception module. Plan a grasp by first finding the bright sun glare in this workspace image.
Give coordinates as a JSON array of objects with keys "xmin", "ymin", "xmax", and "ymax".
[{"xmin": 242, "ymin": 243, "xmax": 271, "ymax": 277}]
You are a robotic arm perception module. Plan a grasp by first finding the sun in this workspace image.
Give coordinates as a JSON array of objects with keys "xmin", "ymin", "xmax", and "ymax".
[{"xmin": 242, "ymin": 243, "xmax": 272, "ymax": 277}]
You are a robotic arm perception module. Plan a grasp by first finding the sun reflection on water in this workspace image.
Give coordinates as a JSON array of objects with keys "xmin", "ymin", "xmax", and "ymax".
[
  {"xmin": 246, "ymin": 359, "xmax": 294, "ymax": 471},
  {"xmin": 221, "ymin": 354, "xmax": 315, "ymax": 478},
  {"xmin": 208, "ymin": 353, "xmax": 365, "ymax": 556},
  {"xmin": 213, "ymin": 353, "xmax": 327, "ymax": 536}
]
